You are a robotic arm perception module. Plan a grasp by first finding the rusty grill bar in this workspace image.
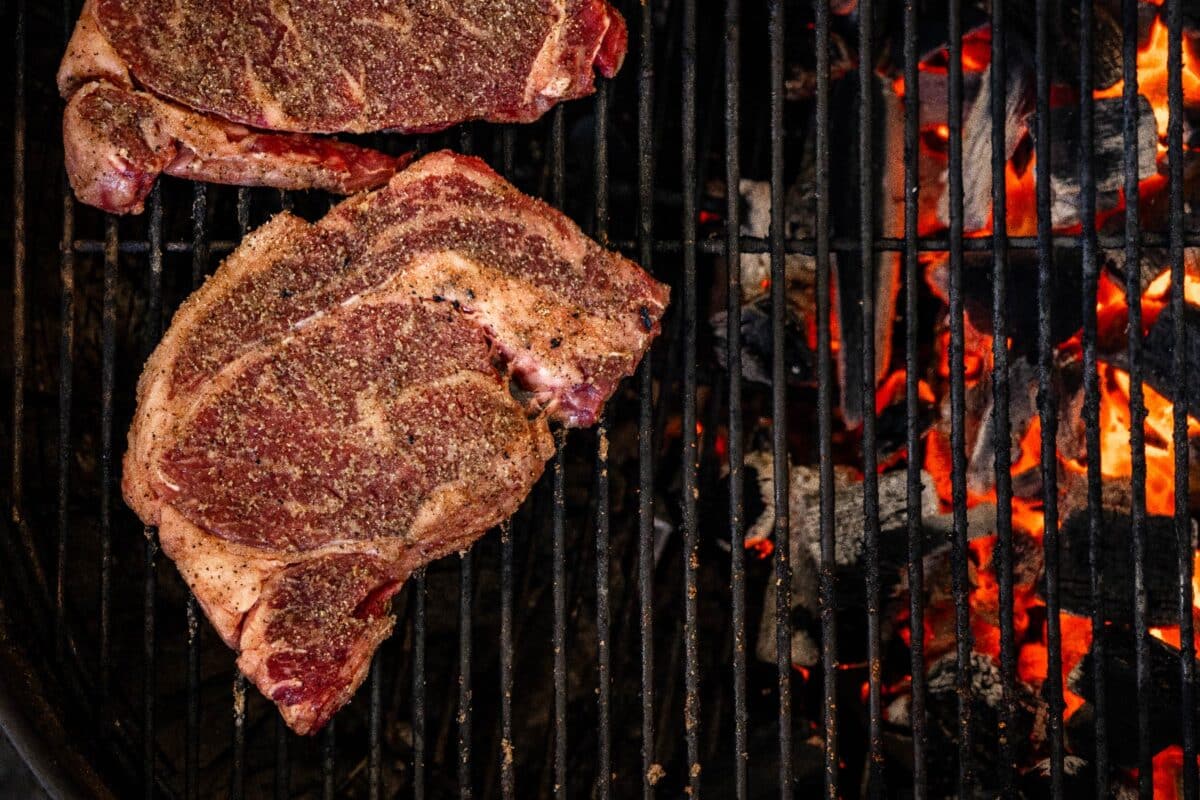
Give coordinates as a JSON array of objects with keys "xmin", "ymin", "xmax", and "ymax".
[{"xmin": 4, "ymin": 1, "xmax": 1200, "ymax": 798}]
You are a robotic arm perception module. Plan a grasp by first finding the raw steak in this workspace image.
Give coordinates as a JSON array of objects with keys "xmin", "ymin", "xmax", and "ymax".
[
  {"xmin": 59, "ymin": 0, "xmax": 627, "ymax": 214},
  {"xmin": 123, "ymin": 151, "xmax": 668, "ymax": 734}
]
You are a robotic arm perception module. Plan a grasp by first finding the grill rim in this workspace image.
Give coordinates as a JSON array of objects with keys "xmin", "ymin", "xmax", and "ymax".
[
  {"xmin": 0, "ymin": 534, "xmax": 123, "ymax": 800},
  {"xmin": 6, "ymin": 0, "xmax": 1200, "ymax": 797}
]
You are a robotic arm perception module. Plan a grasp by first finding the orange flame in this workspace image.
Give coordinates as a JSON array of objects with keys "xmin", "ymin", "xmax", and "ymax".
[
  {"xmin": 1094, "ymin": 18, "xmax": 1200, "ymax": 145},
  {"xmin": 745, "ymin": 537, "xmax": 774, "ymax": 560},
  {"xmin": 1063, "ymin": 362, "xmax": 1200, "ymax": 516}
]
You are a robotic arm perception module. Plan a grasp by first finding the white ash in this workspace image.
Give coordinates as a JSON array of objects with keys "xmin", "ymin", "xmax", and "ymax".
[
  {"xmin": 744, "ymin": 452, "xmax": 941, "ymax": 567},
  {"xmin": 736, "ymin": 140, "xmax": 826, "ymax": 312},
  {"xmin": 1029, "ymin": 755, "xmax": 1087, "ymax": 779},
  {"xmin": 754, "ymin": 564, "xmax": 821, "ymax": 668},
  {"xmin": 886, "ymin": 694, "xmax": 911, "ymax": 728},
  {"xmin": 928, "ymin": 652, "xmax": 1007, "ymax": 710}
]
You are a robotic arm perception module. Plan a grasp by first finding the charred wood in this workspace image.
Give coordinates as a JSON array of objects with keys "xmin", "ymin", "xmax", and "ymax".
[
  {"xmin": 945, "ymin": 62, "xmax": 1033, "ymax": 232},
  {"xmin": 1068, "ymin": 626, "xmax": 1200, "ymax": 767},
  {"xmin": 1051, "ymin": 2, "xmax": 1125, "ymax": 91},
  {"xmin": 966, "ymin": 355, "xmax": 1041, "ymax": 498},
  {"xmin": 785, "ymin": 29, "xmax": 856, "ymax": 102},
  {"xmin": 749, "ymin": 455, "xmax": 999, "ymax": 670},
  {"xmin": 926, "ymin": 248, "xmax": 1085, "ymax": 352},
  {"xmin": 1138, "ymin": 301, "xmax": 1200, "ymax": 418},
  {"xmin": 710, "ymin": 296, "xmax": 816, "ymax": 387},
  {"xmin": 1035, "ymin": 95, "xmax": 1157, "ymax": 228},
  {"xmin": 925, "ymin": 652, "xmax": 1042, "ymax": 798},
  {"xmin": 1053, "ymin": 491, "xmax": 1196, "ymax": 626},
  {"xmin": 1017, "ymin": 756, "xmax": 1097, "ymax": 798},
  {"xmin": 735, "ymin": 163, "xmax": 819, "ymax": 313}
]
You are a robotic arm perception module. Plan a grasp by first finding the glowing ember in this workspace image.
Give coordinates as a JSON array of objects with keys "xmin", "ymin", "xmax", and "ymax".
[
  {"xmin": 745, "ymin": 537, "xmax": 774, "ymax": 560},
  {"xmin": 1062, "ymin": 362, "xmax": 1200, "ymax": 517},
  {"xmin": 1093, "ymin": 18, "xmax": 1200, "ymax": 145}
]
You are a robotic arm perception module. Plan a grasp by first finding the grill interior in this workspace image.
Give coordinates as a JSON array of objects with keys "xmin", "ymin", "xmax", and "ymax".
[{"xmin": 5, "ymin": 0, "xmax": 1200, "ymax": 798}]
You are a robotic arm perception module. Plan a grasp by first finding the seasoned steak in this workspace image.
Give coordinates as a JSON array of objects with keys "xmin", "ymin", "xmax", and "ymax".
[
  {"xmin": 58, "ymin": 0, "xmax": 626, "ymax": 213},
  {"xmin": 123, "ymin": 151, "xmax": 668, "ymax": 734}
]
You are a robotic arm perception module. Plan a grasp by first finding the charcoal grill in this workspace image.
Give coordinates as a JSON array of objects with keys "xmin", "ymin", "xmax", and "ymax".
[{"xmin": 4, "ymin": 0, "xmax": 1200, "ymax": 798}]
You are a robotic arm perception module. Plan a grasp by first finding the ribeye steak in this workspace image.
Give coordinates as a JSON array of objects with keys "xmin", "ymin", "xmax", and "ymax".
[
  {"xmin": 123, "ymin": 151, "xmax": 668, "ymax": 734},
  {"xmin": 59, "ymin": 0, "xmax": 626, "ymax": 213}
]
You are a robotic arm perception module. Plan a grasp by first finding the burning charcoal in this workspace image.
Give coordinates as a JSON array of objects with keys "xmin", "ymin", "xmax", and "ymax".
[
  {"xmin": 1036, "ymin": 95, "xmax": 1158, "ymax": 229},
  {"xmin": 710, "ymin": 296, "xmax": 816, "ymax": 387},
  {"xmin": 784, "ymin": 30, "xmax": 855, "ymax": 102},
  {"xmin": 1054, "ymin": 496, "xmax": 1197, "ymax": 627},
  {"xmin": 744, "ymin": 460, "xmax": 941, "ymax": 572},
  {"xmin": 1067, "ymin": 626, "xmax": 1200, "ymax": 768},
  {"xmin": 838, "ymin": 77, "xmax": 907, "ymax": 427},
  {"xmin": 960, "ymin": 248, "xmax": 1085, "ymax": 354},
  {"xmin": 909, "ymin": 68, "xmax": 985, "ymax": 132},
  {"xmin": 966, "ymin": 355, "xmax": 1041, "ymax": 498},
  {"xmin": 1101, "ymin": 246, "xmax": 1200, "ymax": 299},
  {"xmin": 942, "ymin": 62, "xmax": 1033, "ymax": 232},
  {"xmin": 736, "ymin": 163, "xmax": 819, "ymax": 311},
  {"xmin": 1017, "ymin": 755, "xmax": 1096, "ymax": 798},
  {"xmin": 875, "ymin": 393, "xmax": 938, "ymax": 467},
  {"xmin": 925, "ymin": 652, "xmax": 1043, "ymax": 798},
  {"xmin": 747, "ymin": 453, "xmax": 1008, "ymax": 669},
  {"xmin": 1046, "ymin": 2, "xmax": 1125, "ymax": 90},
  {"xmin": 1138, "ymin": 301, "xmax": 1200, "ymax": 417}
]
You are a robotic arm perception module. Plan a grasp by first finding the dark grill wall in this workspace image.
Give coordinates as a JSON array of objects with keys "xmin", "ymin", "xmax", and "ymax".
[{"xmin": 3, "ymin": 1, "xmax": 1200, "ymax": 799}]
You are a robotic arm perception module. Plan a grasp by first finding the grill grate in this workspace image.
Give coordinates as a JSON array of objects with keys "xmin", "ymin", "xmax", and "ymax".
[{"xmin": 4, "ymin": 0, "xmax": 1200, "ymax": 798}]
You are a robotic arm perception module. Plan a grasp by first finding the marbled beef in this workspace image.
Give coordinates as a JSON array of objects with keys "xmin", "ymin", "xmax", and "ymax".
[
  {"xmin": 123, "ymin": 151, "xmax": 668, "ymax": 733},
  {"xmin": 59, "ymin": 0, "xmax": 627, "ymax": 213}
]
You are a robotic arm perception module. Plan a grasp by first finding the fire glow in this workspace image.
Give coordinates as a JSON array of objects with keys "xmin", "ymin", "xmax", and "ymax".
[
  {"xmin": 903, "ymin": 9, "xmax": 1200, "ymax": 790},
  {"xmin": 1094, "ymin": 17, "xmax": 1200, "ymax": 145},
  {"xmin": 736, "ymin": 9, "xmax": 1200, "ymax": 790}
]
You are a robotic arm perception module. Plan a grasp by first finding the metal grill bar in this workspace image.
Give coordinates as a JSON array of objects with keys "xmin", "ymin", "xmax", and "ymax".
[
  {"xmin": 276, "ymin": 688, "xmax": 291, "ymax": 798},
  {"xmin": 1166, "ymin": 0, "xmax": 1198, "ymax": 795},
  {"xmin": 499, "ymin": 520, "xmax": 516, "ymax": 800},
  {"xmin": 499, "ymin": 125, "xmax": 518, "ymax": 800},
  {"xmin": 814, "ymin": 0, "xmax": 838, "ymax": 796},
  {"xmin": 1033, "ymin": 0, "xmax": 1066, "ymax": 793},
  {"xmin": 1077, "ymin": 1, "xmax": 1111, "ymax": 792},
  {"xmin": 369, "ymin": 646, "xmax": 383, "ymax": 800},
  {"xmin": 636, "ymin": 1, "xmax": 657, "ymax": 796},
  {"xmin": 723, "ymin": 0, "xmax": 747, "ymax": 796},
  {"xmin": 679, "ymin": 0, "xmax": 701, "ymax": 795},
  {"xmin": 100, "ymin": 216, "xmax": 118, "ymax": 699},
  {"xmin": 412, "ymin": 570, "xmax": 427, "ymax": 800},
  {"xmin": 549, "ymin": 106, "xmax": 568, "ymax": 800},
  {"xmin": 1119, "ymin": 0, "xmax": 1153, "ymax": 795},
  {"xmin": 65, "ymin": 232, "xmax": 1200, "ymax": 258},
  {"xmin": 56, "ymin": 0, "xmax": 76, "ymax": 665},
  {"xmin": 552, "ymin": 429, "xmax": 567, "ymax": 800},
  {"xmin": 458, "ymin": 551, "xmax": 473, "ymax": 798},
  {"xmin": 767, "ymin": 1, "xmax": 791, "ymax": 798},
  {"xmin": 143, "ymin": 185, "xmax": 164, "ymax": 800},
  {"xmin": 945, "ymin": 0, "xmax": 974, "ymax": 793},
  {"xmin": 988, "ymin": 2, "xmax": 1017, "ymax": 793},
  {"xmin": 10, "ymin": 0, "xmax": 26, "ymax": 545},
  {"xmin": 321, "ymin": 719, "xmax": 336, "ymax": 799},
  {"xmin": 857, "ymin": 2, "xmax": 884, "ymax": 794},
  {"xmin": 56, "ymin": 0, "xmax": 79, "ymax": 671},
  {"xmin": 592, "ymin": 75, "xmax": 613, "ymax": 800},
  {"xmin": 902, "ymin": 0, "xmax": 928, "ymax": 795}
]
